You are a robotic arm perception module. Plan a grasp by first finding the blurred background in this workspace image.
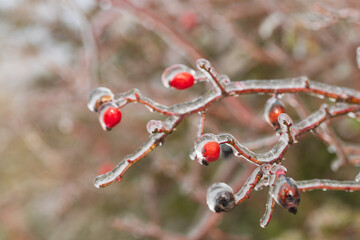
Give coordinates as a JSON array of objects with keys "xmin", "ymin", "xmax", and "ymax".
[{"xmin": 1, "ymin": 0, "xmax": 360, "ymax": 239}]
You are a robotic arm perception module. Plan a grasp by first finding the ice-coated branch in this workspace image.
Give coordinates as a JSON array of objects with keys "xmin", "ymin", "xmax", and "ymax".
[
  {"xmin": 234, "ymin": 166, "xmax": 263, "ymax": 204},
  {"xmin": 94, "ymin": 116, "xmax": 182, "ymax": 188},
  {"xmin": 88, "ymin": 58, "xmax": 360, "ymax": 229},
  {"xmin": 297, "ymin": 179, "xmax": 360, "ymax": 192}
]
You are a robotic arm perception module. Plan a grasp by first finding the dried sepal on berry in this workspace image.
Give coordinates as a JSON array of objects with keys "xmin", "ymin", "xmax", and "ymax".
[
  {"xmin": 88, "ymin": 87, "xmax": 114, "ymax": 112},
  {"xmin": 161, "ymin": 64, "xmax": 196, "ymax": 90},
  {"xmin": 264, "ymin": 96, "xmax": 285, "ymax": 130},
  {"xmin": 207, "ymin": 183, "xmax": 235, "ymax": 213},
  {"xmin": 99, "ymin": 103, "xmax": 122, "ymax": 131},
  {"xmin": 270, "ymin": 175, "xmax": 300, "ymax": 214}
]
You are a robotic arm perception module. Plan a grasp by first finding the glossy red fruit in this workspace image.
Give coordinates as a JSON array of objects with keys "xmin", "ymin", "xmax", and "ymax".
[
  {"xmin": 202, "ymin": 141, "xmax": 221, "ymax": 163},
  {"xmin": 103, "ymin": 107, "xmax": 122, "ymax": 129},
  {"xmin": 265, "ymin": 98, "xmax": 285, "ymax": 130},
  {"xmin": 169, "ymin": 72, "xmax": 195, "ymax": 90}
]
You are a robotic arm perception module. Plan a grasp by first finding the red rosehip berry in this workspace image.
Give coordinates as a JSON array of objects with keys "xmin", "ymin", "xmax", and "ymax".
[
  {"xmin": 265, "ymin": 97, "xmax": 285, "ymax": 130},
  {"xmin": 202, "ymin": 141, "xmax": 221, "ymax": 163},
  {"xmin": 169, "ymin": 72, "xmax": 195, "ymax": 90},
  {"xmin": 103, "ymin": 107, "xmax": 122, "ymax": 129}
]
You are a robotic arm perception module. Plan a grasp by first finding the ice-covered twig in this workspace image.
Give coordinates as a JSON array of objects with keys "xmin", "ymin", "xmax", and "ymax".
[
  {"xmin": 94, "ymin": 116, "xmax": 181, "ymax": 188},
  {"xmin": 94, "ymin": 101, "xmax": 359, "ymax": 188},
  {"xmin": 297, "ymin": 179, "xmax": 360, "ymax": 192},
  {"xmin": 234, "ymin": 166, "xmax": 262, "ymax": 204}
]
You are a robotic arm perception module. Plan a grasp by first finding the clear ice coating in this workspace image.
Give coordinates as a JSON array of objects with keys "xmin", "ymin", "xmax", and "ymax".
[
  {"xmin": 192, "ymin": 133, "xmax": 221, "ymax": 165},
  {"xmin": 161, "ymin": 64, "xmax": 196, "ymax": 88},
  {"xmin": 260, "ymin": 194, "xmax": 275, "ymax": 228},
  {"xmin": 218, "ymin": 74, "xmax": 231, "ymax": 85},
  {"xmin": 146, "ymin": 120, "xmax": 165, "ymax": 134},
  {"xmin": 206, "ymin": 182, "xmax": 235, "ymax": 213},
  {"xmin": 87, "ymin": 87, "xmax": 114, "ymax": 112},
  {"xmin": 98, "ymin": 102, "xmax": 119, "ymax": 131},
  {"xmin": 278, "ymin": 113, "xmax": 297, "ymax": 142},
  {"xmin": 114, "ymin": 89, "xmax": 141, "ymax": 108},
  {"xmin": 196, "ymin": 58, "xmax": 212, "ymax": 72},
  {"xmin": 357, "ymin": 47, "xmax": 360, "ymax": 69}
]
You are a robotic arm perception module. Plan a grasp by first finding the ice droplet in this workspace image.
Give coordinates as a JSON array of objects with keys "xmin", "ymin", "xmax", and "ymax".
[
  {"xmin": 88, "ymin": 87, "xmax": 114, "ymax": 112},
  {"xmin": 161, "ymin": 64, "xmax": 196, "ymax": 88},
  {"xmin": 218, "ymin": 74, "xmax": 231, "ymax": 85},
  {"xmin": 206, "ymin": 183, "xmax": 235, "ymax": 213},
  {"xmin": 196, "ymin": 58, "xmax": 211, "ymax": 70},
  {"xmin": 327, "ymin": 145, "xmax": 336, "ymax": 153},
  {"xmin": 146, "ymin": 120, "xmax": 165, "ymax": 134},
  {"xmin": 347, "ymin": 112, "xmax": 356, "ymax": 119},
  {"xmin": 196, "ymin": 58, "xmax": 217, "ymax": 76},
  {"xmin": 193, "ymin": 133, "xmax": 221, "ymax": 165}
]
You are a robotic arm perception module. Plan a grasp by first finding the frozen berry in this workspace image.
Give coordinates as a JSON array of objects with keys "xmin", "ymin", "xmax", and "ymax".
[
  {"xmin": 202, "ymin": 141, "xmax": 221, "ymax": 163},
  {"xmin": 169, "ymin": 72, "xmax": 195, "ymax": 90},
  {"xmin": 265, "ymin": 97, "xmax": 285, "ymax": 130},
  {"xmin": 103, "ymin": 107, "xmax": 122, "ymax": 129}
]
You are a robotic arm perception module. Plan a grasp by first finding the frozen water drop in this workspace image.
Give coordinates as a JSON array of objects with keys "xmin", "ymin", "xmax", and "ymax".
[
  {"xmin": 347, "ymin": 112, "xmax": 356, "ymax": 119},
  {"xmin": 218, "ymin": 74, "xmax": 231, "ymax": 85},
  {"xmin": 330, "ymin": 160, "xmax": 341, "ymax": 172},
  {"xmin": 196, "ymin": 58, "xmax": 212, "ymax": 71},
  {"xmin": 161, "ymin": 64, "xmax": 196, "ymax": 88},
  {"xmin": 146, "ymin": 120, "xmax": 165, "ymax": 134},
  {"xmin": 327, "ymin": 145, "xmax": 336, "ymax": 153},
  {"xmin": 206, "ymin": 183, "xmax": 235, "ymax": 213},
  {"xmin": 88, "ymin": 87, "xmax": 114, "ymax": 112}
]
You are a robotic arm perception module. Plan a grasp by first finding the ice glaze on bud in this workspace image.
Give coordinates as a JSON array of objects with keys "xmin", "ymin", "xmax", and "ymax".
[
  {"xmin": 169, "ymin": 72, "xmax": 195, "ymax": 90},
  {"xmin": 264, "ymin": 96, "xmax": 285, "ymax": 130},
  {"xmin": 202, "ymin": 141, "xmax": 221, "ymax": 164},
  {"xmin": 271, "ymin": 175, "xmax": 300, "ymax": 214},
  {"xmin": 207, "ymin": 183, "xmax": 235, "ymax": 213}
]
